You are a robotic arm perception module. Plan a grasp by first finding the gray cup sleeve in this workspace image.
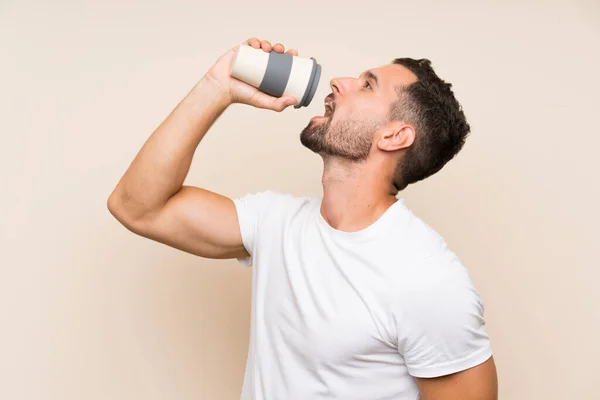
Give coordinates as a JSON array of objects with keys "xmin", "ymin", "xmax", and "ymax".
[{"xmin": 258, "ymin": 51, "xmax": 294, "ymax": 98}]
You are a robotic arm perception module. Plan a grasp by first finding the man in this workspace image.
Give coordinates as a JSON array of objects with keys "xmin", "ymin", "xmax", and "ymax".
[{"xmin": 108, "ymin": 37, "xmax": 498, "ymax": 399}]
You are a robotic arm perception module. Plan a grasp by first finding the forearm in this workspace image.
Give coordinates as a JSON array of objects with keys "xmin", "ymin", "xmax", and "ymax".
[{"xmin": 108, "ymin": 76, "xmax": 231, "ymax": 220}]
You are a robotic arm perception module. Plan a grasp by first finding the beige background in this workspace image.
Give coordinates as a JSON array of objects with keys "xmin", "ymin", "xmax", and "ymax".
[{"xmin": 1, "ymin": 0, "xmax": 599, "ymax": 399}]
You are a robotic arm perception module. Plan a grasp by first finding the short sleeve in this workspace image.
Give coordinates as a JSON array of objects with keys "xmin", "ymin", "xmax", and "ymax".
[
  {"xmin": 395, "ymin": 256, "xmax": 493, "ymax": 378},
  {"xmin": 232, "ymin": 190, "xmax": 283, "ymax": 267}
]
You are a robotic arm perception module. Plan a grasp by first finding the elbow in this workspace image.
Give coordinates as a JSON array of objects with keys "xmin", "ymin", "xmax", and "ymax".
[
  {"xmin": 107, "ymin": 190, "xmax": 160, "ymax": 238},
  {"xmin": 106, "ymin": 192, "xmax": 122, "ymax": 219},
  {"xmin": 106, "ymin": 191, "xmax": 143, "ymax": 232},
  {"xmin": 107, "ymin": 191, "xmax": 128, "ymax": 224}
]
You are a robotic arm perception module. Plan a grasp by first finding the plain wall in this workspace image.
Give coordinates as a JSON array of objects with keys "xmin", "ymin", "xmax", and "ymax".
[{"xmin": 1, "ymin": 0, "xmax": 599, "ymax": 399}]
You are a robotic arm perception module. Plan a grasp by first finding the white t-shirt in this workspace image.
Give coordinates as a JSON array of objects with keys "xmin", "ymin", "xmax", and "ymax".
[{"xmin": 233, "ymin": 191, "xmax": 492, "ymax": 400}]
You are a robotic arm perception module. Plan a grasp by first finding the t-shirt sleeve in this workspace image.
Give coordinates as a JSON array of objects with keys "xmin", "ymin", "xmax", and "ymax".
[
  {"xmin": 395, "ymin": 255, "xmax": 493, "ymax": 378},
  {"xmin": 232, "ymin": 190, "xmax": 283, "ymax": 267}
]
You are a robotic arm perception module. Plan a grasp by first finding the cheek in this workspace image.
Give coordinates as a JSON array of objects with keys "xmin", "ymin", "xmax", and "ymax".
[
  {"xmin": 332, "ymin": 105, "xmax": 354, "ymax": 122},
  {"xmin": 335, "ymin": 108, "xmax": 375, "ymax": 128},
  {"xmin": 342, "ymin": 100, "xmax": 375, "ymax": 119}
]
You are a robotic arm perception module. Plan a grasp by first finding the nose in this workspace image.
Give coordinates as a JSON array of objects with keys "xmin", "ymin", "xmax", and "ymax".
[
  {"xmin": 330, "ymin": 78, "xmax": 343, "ymax": 97},
  {"xmin": 330, "ymin": 77, "xmax": 356, "ymax": 98}
]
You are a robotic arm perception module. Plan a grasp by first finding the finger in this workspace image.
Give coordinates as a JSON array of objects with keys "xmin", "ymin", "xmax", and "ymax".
[
  {"xmin": 254, "ymin": 93, "xmax": 296, "ymax": 112},
  {"xmin": 261, "ymin": 40, "xmax": 272, "ymax": 52},
  {"xmin": 285, "ymin": 48, "xmax": 299, "ymax": 57},
  {"xmin": 272, "ymin": 43, "xmax": 284, "ymax": 53},
  {"xmin": 246, "ymin": 37, "xmax": 260, "ymax": 48}
]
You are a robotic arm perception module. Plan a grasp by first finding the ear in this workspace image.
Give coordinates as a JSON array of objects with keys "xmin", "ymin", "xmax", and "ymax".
[{"xmin": 377, "ymin": 121, "xmax": 415, "ymax": 153}]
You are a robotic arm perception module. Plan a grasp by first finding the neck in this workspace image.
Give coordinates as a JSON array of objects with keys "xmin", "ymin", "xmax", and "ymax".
[{"xmin": 320, "ymin": 156, "xmax": 398, "ymax": 232}]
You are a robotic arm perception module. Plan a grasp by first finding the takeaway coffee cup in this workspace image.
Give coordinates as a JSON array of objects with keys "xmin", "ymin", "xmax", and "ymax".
[{"xmin": 230, "ymin": 44, "xmax": 322, "ymax": 108}]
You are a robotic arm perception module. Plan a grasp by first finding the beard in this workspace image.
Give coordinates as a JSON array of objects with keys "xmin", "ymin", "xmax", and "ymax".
[{"xmin": 300, "ymin": 113, "xmax": 382, "ymax": 162}]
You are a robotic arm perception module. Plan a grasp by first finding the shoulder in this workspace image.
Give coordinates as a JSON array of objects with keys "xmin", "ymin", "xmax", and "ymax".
[
  {"xmin": 383, "ymin": 200, "xmax": 456, "ymax": 273},
  {"xmin": 393, "ymin": 200, "xmax": 451, "ymax": 257},
  {"xmin": 399, "ymin": 251, "xmax": 484, "ymax": 312},
  {"xmin": 233, "ymin": 190, "xmax": 318, "ymax": 222},
  {"xmin": 388, "ymin": 202, "xmax": 486, "ymax": 333},
  {"xmin": 391, "ymin": 249, "xmax": 487, "ymax": 349},
  {"xmin": 392, "ymin": 207, "xmax": 484, "ymax": 320}
]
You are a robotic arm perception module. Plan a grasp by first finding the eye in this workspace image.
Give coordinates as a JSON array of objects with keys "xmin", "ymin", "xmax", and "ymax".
[{"xmin": 364, "ymin": 80, "xmax": 372, "ymax": 89}]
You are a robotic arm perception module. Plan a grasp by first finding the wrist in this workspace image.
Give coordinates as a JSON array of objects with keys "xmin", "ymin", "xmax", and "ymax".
[{"xmin": 197, "ymin": 74, "xmax": 232, "ymax": 110}]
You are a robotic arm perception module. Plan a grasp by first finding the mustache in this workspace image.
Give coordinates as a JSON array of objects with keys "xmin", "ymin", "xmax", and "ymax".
[{"xmin": 325, "ymin": 93, "xmax": 335, "ymax": 112}]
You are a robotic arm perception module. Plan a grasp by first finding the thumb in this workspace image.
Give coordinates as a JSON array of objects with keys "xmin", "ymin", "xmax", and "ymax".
[{"xmin": 254, "ymin": 93, "xmax": 297, "ymax": 112}]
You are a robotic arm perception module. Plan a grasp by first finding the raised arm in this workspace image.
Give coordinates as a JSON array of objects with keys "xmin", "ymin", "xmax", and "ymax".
[{"xmin": 107, "ymin": 38, "xmax": 298, "ymax": 258}]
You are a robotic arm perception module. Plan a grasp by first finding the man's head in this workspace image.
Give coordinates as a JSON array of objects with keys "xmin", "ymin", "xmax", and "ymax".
[{"xmin": 300, "ymin": 58, "xmax": 470, "ymax": 192}]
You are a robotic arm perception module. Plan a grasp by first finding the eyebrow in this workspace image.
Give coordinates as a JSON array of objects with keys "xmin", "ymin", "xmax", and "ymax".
[{"xmin": 362, "ymin": 70, "xmax": 379, "ymax": 88}]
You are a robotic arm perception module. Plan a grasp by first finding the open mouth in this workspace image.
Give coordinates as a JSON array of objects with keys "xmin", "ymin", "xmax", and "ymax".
[
  {"xmin": 324, "ymin": 98, "xmax": 334, "ymax": 117},
  {"xmin": 311, "ymin": 95, "xmax": 335, "ymax": 122}
]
